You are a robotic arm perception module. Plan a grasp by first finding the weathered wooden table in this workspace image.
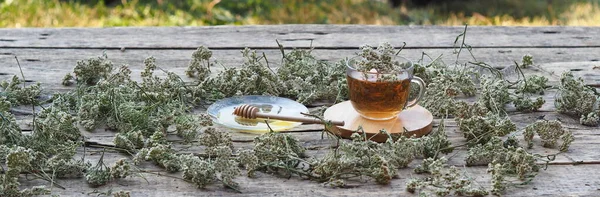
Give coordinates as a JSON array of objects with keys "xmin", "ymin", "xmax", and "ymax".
[{"xmin": 1, "ymin": 25, "xmax": 600, "ymax": 196}]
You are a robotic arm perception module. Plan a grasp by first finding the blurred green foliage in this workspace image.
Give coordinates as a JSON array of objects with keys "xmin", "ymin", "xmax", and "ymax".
[{"xmin": 1, "ymin": 0, "xmax": 599, "ymax": 27}]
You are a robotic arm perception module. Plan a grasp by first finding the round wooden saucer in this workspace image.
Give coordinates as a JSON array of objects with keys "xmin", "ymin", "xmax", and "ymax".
[{"xmin": 323, "ymin": 101, "xmax": 433, "ymax": 142}]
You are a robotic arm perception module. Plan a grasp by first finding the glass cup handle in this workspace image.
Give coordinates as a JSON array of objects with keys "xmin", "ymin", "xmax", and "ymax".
[{"xmin": 405, "ymin": 76, "xmax": 426, "ymax": 108}]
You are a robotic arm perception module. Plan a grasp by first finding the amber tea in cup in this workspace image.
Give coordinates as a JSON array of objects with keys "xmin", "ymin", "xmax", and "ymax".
[{"xmin": 346, "ymin": 56, "xmax": 425, "ymax": 120}]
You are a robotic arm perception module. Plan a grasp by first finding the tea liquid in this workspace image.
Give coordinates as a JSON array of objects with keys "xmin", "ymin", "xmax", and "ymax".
[{"xmin": 347, "ymin": 74, "xmax": 411, "ymax": 120}]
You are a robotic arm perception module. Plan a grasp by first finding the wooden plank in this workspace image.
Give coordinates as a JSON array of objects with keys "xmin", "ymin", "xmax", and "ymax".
[
  {"xmin": 539, "ymin": 61, "xmax": 600, "ymax": 86},
  {"xmin": 19, "ymin": 156, "xmax": 600, "ymax": 197},
  {"xmin": 5, "ymin": 26, "xmax": 600, "ymax": 196},
  {"xmin": 1, "ymin": 25, "xmax": 600, "ymax": 49},
  {"xmin": 2, "ymin": 47, "xmax": 600, "ymax": 93},
  {"xmin": 14, "ymin": 109, "xmax": 594, "ymax": 164}
]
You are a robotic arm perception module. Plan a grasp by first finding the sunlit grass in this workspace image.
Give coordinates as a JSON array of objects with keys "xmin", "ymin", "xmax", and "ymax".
[{"xmin": 0, "ymin": 0, "xmax": 599, "ymax": 27}]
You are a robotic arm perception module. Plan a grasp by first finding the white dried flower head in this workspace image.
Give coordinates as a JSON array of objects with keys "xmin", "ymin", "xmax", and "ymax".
[
  {"xmin": 580, "ymin": 111, "xmax": 600, "ymax": 126},
  {"xmin": 112, "ymin": 190, "xmax": 131, "ymax": 197},
  {"xmin": 110, "ymin": 158, "xmax": 132, "ymax": 179},
  {"xmin": 186, "ymin": 46, "xmax": 213, "ymax": 81},
  {"xmin": 73, "ymin": 52, "xmax": 113, "ymax": 85},
  {"xmin": 520, "ymin": 54, "xmax": 534, "ymax": 68},
  {"xmin": 407, "ymin": 157, "xmax": 488, "ymax": 196},
  {"xmin": 354, "ymin": 42, "xmax": 409, "ymax": 73},
  {"xmin": 180, "ymin": 154, "xmax": 216, "ymax": 188},
  {"xmin": 478, "ymin": 76, "xmax": 511, "ymax": 112},
  {"xmin": 555, "ymin": 72, "xmax": 598, "ymax": 124},
  {"xmin": 524, "ymin": 120, "xmax": 574, "ymax": 151},
  {"xmin": 0, "ymin": 75, "xmax": 42, "ymax": 105}
]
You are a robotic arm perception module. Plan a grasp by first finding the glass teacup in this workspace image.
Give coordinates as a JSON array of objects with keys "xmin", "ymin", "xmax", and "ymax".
[{"xmin": 345, "ymin": 56, "xmax": 425, "ymax": 120}]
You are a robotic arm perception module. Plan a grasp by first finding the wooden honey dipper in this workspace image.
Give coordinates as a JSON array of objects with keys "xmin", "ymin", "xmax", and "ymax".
[{"xmin": 232, "ymin": 104, "xmax": 345, "ymax": 126}]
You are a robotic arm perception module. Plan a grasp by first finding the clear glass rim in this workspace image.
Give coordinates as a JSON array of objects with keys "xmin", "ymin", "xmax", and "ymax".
[{"xmin": 345, "ymin": 55, "xmax": 414, "ymax": 74}]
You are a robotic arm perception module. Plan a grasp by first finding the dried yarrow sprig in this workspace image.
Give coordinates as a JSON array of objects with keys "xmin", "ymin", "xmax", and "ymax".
[
  {"xmin": 71, "ymin": 51, "xmax": 113, "ymax": 85},
  {"xmin": 413, "ymin": 156, "xmax": 447, "ymax": 174},
  {"xmin": 180, "ymin": 127, "xmax": 240, "ymax": 190},
  {"xmin": 85, "ymin": 152, "xmax": 132, "ymax": 187},
  {"xmin": 237, "ymin": 130, "xmax": 307, "ymax": 178},
  {"xmin": 62, "ymin": 73, "xmax": 75, "ymax": 86},
  {"xmin": 580, "ymin": 112, "xmax": 600, "ymax": 127},
  {"xmin": 555, "ymin": 72, "xmax": 599, "ymax": 126},
  {"xmin": 478, "ymin": 76, "xmax": 512, "ymax": 113},
  {"xmin": 406, "ymin": 157, "xmax": 488, "ymax": 196},
  {"xmin": 186, "ymin": 46, "xmax": 213, "ymax": 81},
  {"xmin": 114, "ymin": 130, "xmax": 145, "ymax": 151},
  {"xmin": 277, "ymin": 47, "xmax": 348, "ymax": 104},
  {"xmin": 198, "ymin": 127, "xmax": 240, "ymax": 188},
  {"xmin": 456, "ymin": 105, "xmax": 516, "ymax": 146},
  {"xmin": 465, "ymin": 137, "xmax": 511, "ymax": 166},
  {"xmin": 1, "ymin": 98, "xmax": 93, "ymax": 196},
  {"xmin": 193, "ymin": 46, "xmax": 348, "ymax": 104},
  {"xmin": 415, "ymin": 118, "xmax": 453, "ymax": 159},
  {"xmin": 110, "ymin": 158, "xmax": 132, "ymax": 179},
  {"xmin": 353, "ymin": 42, "xmax": 410, "ymax": 73},
  {"xmin": 175, "ymin": 113, "xmax": 213, "ymax": 143},
  {"xmin": 237, "ymin": 128, "xmax": 421, "ymax": 187},
  {"xmin": 508, "ymin": 58, "xmax": 548, "ymax": 112},
  {"xmin": 466, "ymin": 137, "xmax": 542, "ymax": 195},
  {"xmin": 1, "ymin": 86, "xmax": 93, "ymax": 194},
  {"xmin": 523, "ymin": 120, "xmax": 574, "ymax": 152},
  {"xmin": 512, "ymin": 95, "xmax": 545, "ymax": 112},
  {"xmin": 419, "ymin": 51, "xmax": 547, "ymax": 117},
  {"xmin": 0, "ymin": 110, "xmax": 27, "ymax": 146},
  {"xmin": 200, "ymin": 48, "xmax": 281, "ymax": 100},
  {"xmin": 311, "ymin": 131, "xmax": 420, "ymax": 186},
  {"xmin": 0, "ymin": 75, "xmax": 42, "ymax": 106},
  {"xmin": 112, "ymin": 190, "xmax": 131, "ymax": 197},
  {"xmin": 179, "ymin": 153, "xmax": 217, "ymax": 188},
  {"xmin": 75, "ymin": 55, "xmax": 203, "ymax": 133},
  {"xmin": 0, "ymin": 96, "xmax": 10, "ymax": 112},
  {"xmin": 417, "ymin": 57, "xmax": 477, "ymax": 116},
  {"xmin": 515, "ymin": 75, "xmax": 548, "ymax": 95},
  {"xmin": 486, "ymin": 147, "xmax": 539, "ymax": 196},
  {"xmin": 140, "ymin": 56, "xmax": 201, "ymax": 105},
  {"xmin": 65, "ymin": 53, "xmax": 246, "ymax": 190},
  {"xmin": 487, "ymin": 162, "xmax": 506, "ymax": 196},
  {"xmin": 67, "ymin": 54, "xmax": 215, "ymax": 182},
  {"xmin": 519, "ymin": 54, "xmax": 534, "ymax": 68},
  {"xmin": 140, "ymin": 144, "xmax": 181, "ymax": 172},
  {"xmin": 0, "ymin": 145, "xmax": 51, "ymax": 196}
]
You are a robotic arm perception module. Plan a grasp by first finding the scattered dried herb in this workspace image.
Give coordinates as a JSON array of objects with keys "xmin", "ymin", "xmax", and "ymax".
[
  {"xmin": 555, "ymin": 72, "xmax": 599, "ymax": 126},
  {"xmin": 466, "ymin": 137, "xmax": 544, "ymax": 195},
  {"xmin": 0, "ymin": 26, "xmax": 585, "ymax": 197},
  {"xmin": 406, "ymin": 157, "xmax": 488, "ymax": 196},
  {"xmin": 352, "ymin": 42, "xmax": 410, "ymax": 73},
  {"xmin": 237, "ymin": 130, "xmax": 307, "ymax": 179},
  {"xmin": 186, "ymin": 46, "xmax": 213, "ymax": 81},
  {"xmin": 310, "ymin": 131, "xmax": 419, "ymax": 186},
  {"xmin": 523, "ymin": 120, "xmax": 574, "ymax": 152},
  {"xmin": 418, "ymin": 58, "xmax": 477, "ymax": 116},
  {"xmin": 72, "ymin": 51, "xmax": 113, "ymax": 85},
  {"xmin": 277, "ymin": 47, "xmax": 348, "ymax": 104},
  {"xmin": 0, "ymin": 75, "xmax": 41, "ymax": 106}
]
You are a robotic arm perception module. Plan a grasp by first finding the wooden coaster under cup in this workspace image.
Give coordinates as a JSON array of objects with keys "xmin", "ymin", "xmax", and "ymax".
[{"xmin": 323, "ymin": 101, "xmax": 433, "ymax": 142}]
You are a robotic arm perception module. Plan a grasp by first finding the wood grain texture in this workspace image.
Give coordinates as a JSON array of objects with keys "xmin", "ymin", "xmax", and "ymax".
[
  {"xmin": 1, "ymin": 25, "xmax": 600, "ymax": 49},
  {"xmin": 20, "ymin": 162, "xmax": 600, "ymax": 197},
  {"xmin": 2, "ymin": 47, "xmax": 600, "ymax": 93},
  {"xmin": 3, "ymin": 26, "xmax": 600, "ymax": 196},
  {"xmin": 19, "ymin": 144, "xmax": 600, "ymax": 197}
]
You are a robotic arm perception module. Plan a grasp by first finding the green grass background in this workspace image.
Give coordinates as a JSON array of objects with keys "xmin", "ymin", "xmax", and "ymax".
[{"xmin": 1, "ymin": 0, "xmax": 599, "ymax": 27}]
